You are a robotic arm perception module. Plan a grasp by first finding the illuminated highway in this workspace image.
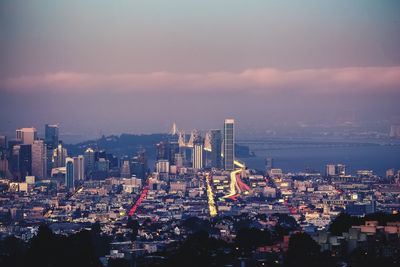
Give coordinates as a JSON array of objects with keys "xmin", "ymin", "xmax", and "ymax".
[
  {"xmin": 203, "ymin": 146, "xmax": 250, "ymax": 200},
  {"xmin": 221, "ymin": 169, "xmax": 242, "ymax": 199},
  {"xmin": 128, "ymin": 185, "xmax": 149, "ymax": 217},
  {"xmin": 205, "ymin": 173, "xmax": 218, "ymax": 217}
]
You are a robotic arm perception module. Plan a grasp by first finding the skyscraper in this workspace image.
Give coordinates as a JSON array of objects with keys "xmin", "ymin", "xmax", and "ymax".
[
  {"xmin": 45, "ymin": 124, "xmax": 59, "ymax": 149},
  {"xmin": 96, "ymin": 158, "xmax": 109, "ymax": 172},
  {"xmin": 156, "ymin": 142, "xmax": 168, "ymax": 161},
  {"xmin": 210, "ymin": 130, "xmax": 222, "ymax": 169},
  {"xmin": 336, "ymin": 164, "xmax": 346, "ymax": 176},
  {"xmin": 168, "ymin": 134, "xmax": 180, "ymax": 165},
  {"xmin": 45, "ymin": 124, "xmax": 59, "ymax": 177},
  {"xmin": 223, "ymin": 119, "xmax": 235, "ymax": 170},
  {"xmin": 84, "ymin": 148, "xmax": 95, "ymax": 178},
  {"xmin": 65, "ymin": 157, "xmax": 74, "ymax": 191},
  {"xmin": 325, "ymin": 164, "xmax": 336, "ymax": 177},
  {"xmin": 19, "ymin": 144, "xmax": 32, "ymax": 181},
  {"xmin": 0, "ymin": 151, "xmax": 8, "ymax": 179},
  {"xmin": 156, "ymin": 159, "xmax": 169, "ymax": 174},
  {"xmin": 131, "ymin": 158, "xmax": 144, "ymax": 179},
  {"xmin": 73, "ymin": 155, "xmax": 85, "ymax": 181},
  {"xmin": 266, "ymin": 157, "xmax": 274, "ymax": 175},
  {"xmin": 120, "ymin": 159, "xmax": 131, "ymax": 178},
  {"xmin": 131, "ymin": 150, "xmax": 148, "ymax": 180},
  {"xmin": 52, "ymin": 143, "xmax": 68, "ymax": 168},
  {"xmin": 31, "ymin": 140, "xmax": 47, "ymax": 179},
  {"xmin": 10, "ymin": 145, "xmax": 21, "ymax": 179},
  {"xmin": 174, "ymin": 153, "xmax": 184, "ymax": 168},
  {"xmin": 0, "ymin": 136, "xmax": 7, "ymax": 178},
  {"xmin": 16, "ymin": 128, "xmax": 37, "ymax": 144},
  {"xmin": 192, "ymin": 136, "xmax": 204, "ymax": 169},
  {"xmin": 325, "ymin": 164, "xmax": 346, "ymax": 177}
]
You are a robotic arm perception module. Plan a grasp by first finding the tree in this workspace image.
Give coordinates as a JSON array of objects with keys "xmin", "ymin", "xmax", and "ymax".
[
  {"xmin": 91, "ymin": 221, "xmax": 102, "ymax": 234},
  {"xmin": 329, "ymin": 213, "xmax": 361, "ymax": 236},
  {"xmin": 0, "ymin": 236, "xmax": 26, "ymax": 267},
  {"xmin": 275, "ymin": 213, "xmax": 299, "ymax": 229},
  {"xmin": 285, "ymin": 232, "xmax": 321, "ymax": 267},
  {"xmin": 182, "ymin": 217, "xmax": 211, "ymax": 233},
  {"xmin": 108, "ymin": 258, "xmax": 130, "ymax": 267},
  {"xmin": 166, "ymin": 231, "xmax": 229, "ymax": 267},
  {"xmin": 235, "ymin": 227, "xmax": 272, "ymax": 253}
]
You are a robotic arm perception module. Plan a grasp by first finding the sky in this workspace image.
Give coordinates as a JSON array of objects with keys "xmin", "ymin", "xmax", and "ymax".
[{"xmin": 0, "ymin": 0, "xmax": 400, "ymax": 141}]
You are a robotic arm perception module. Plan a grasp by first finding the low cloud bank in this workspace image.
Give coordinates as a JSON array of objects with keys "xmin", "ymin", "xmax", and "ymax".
[{"xmin": 2, "ymin": 66, "xmax": 400, "ymax": 95}]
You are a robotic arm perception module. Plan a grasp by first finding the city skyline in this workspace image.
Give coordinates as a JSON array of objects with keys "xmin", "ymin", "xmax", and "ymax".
[
  {"xmin": 1, "ymin": 119, "xmax": 400, "ymax": 266},
  {"xmin": 1, "ymin": 2, "xmax": 400, "ymax": 266}
]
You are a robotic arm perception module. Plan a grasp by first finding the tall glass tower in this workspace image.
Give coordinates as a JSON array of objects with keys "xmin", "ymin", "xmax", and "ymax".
[
  {"xmin": 223, "ymin": 119, "xmax": 235, "ymax": 170},
  {"xmin": 65, "ymin": 157, "xmax": 74, "ymax": 191},
  {"xmin": 210, "ymin": 129, "xmax": 222, "ymax": 169},
  {"xmin": 45, "ymin": 124, "xmax": 59, "ymax": 177},
  {"xmin": 192, "ymin": 136, "xmax": 204, "ymax": 169},
  {"xmin": 45, "ymin": 124, "xmax": 59, "ymax": 149}
]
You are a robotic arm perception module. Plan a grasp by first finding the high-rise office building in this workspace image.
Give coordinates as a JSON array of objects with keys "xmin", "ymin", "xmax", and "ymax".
[
  {"xmin": 0, "ymin": 151, "xmax": 8, "ymax": 178},
  {"xmin": 91, "ymin": 151, "xmax": 110, "ymax": 180},
  {"xmin": 120, "ymin": 160, "xmax": 131, "ymax": 178},
  {"xmin": 52, "ymin": 143, "xmax": 68, "ymax": 168},
  {"xmin": 31, "ymin": 140, "xmax": 47, "ymax": 179},
  {"xmin": 96, "ymin": 150, "xmax": 107, "ymax": 161},
  {"xmin": 336, "ymin": 164, "xmax": 346, "ymax": 176},
  {"xmin": 210, "ymin": 130, "xmax": 222, "ymax": 169},
  {"xmin": 10, "ymin": 145, "xmax": 21, "ymax": 179},
  {"xmin": 16, "ymin": 128, "xmax": 37, "ymax": 144},
  {"xmin": 131, "ymin": 150, "xmax": 148, "ymax": 180},
  {"xmin": 96, "ymin": 158, "xmax": 109, "ymax": 172},
  {"xmin": 223, "ymin": 119, "xmax": 235, "ymax": 170},
  {"xmin": 266, "ymin": 157, "xmax": 274, "ymax": 174},
  {"xmin": 156, "ymin": 159, "xmax": 169, "ymax": 174},
  {"xmin": 84, "ymin": 148, "xmax": 95, "ymax": 177},
  {"xmin": 325, "ymin": 164, "xmax": 336, "ymax": 177},
  {"xmin": 45, "ymin": 124, "xmax": 59, "ymax": 177},
  {"xmin": 156, "ymin": 142, "xmax": 168, "ymax": 161},
  {"xmin": 73, "ymin": 155, "xmax": 85, "ymax": 181},
  {"xmin": 131, "ymin": 158, "xmax": 145, "ymax": 179},
  {"xmin": 0, "ymin": 136, "xmax": 7, "ymax": 178},
  {"xmin": 46, "ymin": 152, "xmax": 53, "ymax": 177},
  {"xmin": 168, "ymin": 134, "xmax": 180, "ymax": 165},
  {"xmin": 45, "ymin": 124, "xmax": 59, "ymax": 149},
  {"xmin": 65, "ymin": 157, "xmax": 74, "ymax": 191},
  {"xmin": 192, "ymin": 136, "xmax": 204, "ymax": 169},
  {"xmin": 19, "ymin": 144, "xmax": 32, "ymax": 181},
  {"xmin": 325, "ymin": 164, "xmax": 346, "ymax": 177},
  {"xmin": 174, "ymin": 153, "xmax": 184, "ymax": 168},
  {"xmin": 106, "ymin": 153, "xmax": 119, "ymax": 169}
]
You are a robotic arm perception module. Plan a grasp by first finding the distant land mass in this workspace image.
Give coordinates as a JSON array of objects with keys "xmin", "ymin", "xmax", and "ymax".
[{"xmin": 65, "ymin": 133, "xmax": 254, "ymax": 160}]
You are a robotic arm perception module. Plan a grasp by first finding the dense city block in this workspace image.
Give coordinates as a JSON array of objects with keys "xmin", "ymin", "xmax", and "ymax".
[{"xmin": 0, "ymin": 121, "xmax": 399, "ymax": 266}]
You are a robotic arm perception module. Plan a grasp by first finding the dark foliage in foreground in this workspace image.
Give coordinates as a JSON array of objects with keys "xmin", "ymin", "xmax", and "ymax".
[
  {"xmin": 1, "ymin": 212, "xmax": 399, "ymax": 267},
  {"xmin": 0, "ymin": 223, "xmax": 110, "ymax": 267}
]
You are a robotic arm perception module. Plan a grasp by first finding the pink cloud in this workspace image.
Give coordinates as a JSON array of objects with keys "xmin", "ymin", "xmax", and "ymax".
[{"xmin": 1, "ymin": 66, "xmax": 400, "ymax": 95}]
